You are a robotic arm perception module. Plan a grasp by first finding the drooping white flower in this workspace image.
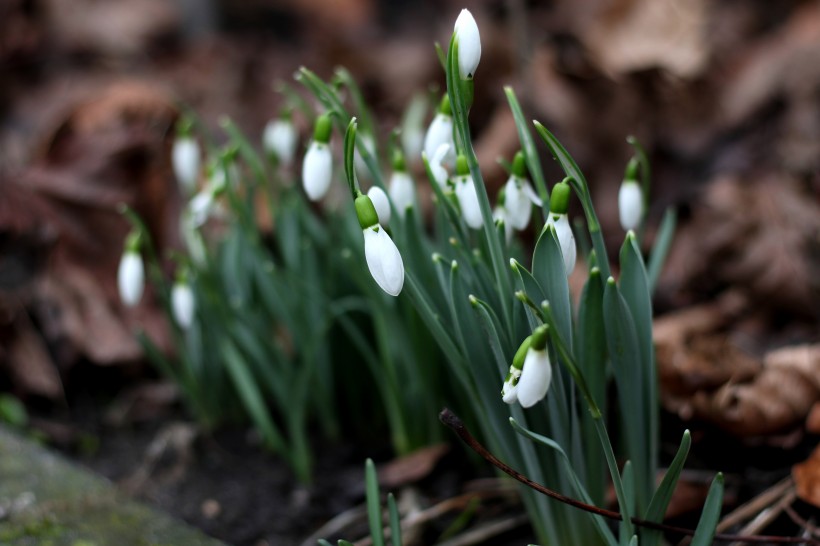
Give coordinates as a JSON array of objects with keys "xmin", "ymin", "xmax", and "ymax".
[
  {"xmin": 356, "ymin": 194, "xmax": 404, "ymax": 296},
  {"xmin": 423, "ymin": 95, "xmax": 454, "ymax": 165},
  {"xmin": 189, "ymin": 191, "xmax": 214, "ymax": 228},
  {"xmin": 118, "ymin": 249, "xmax": 144, "ymax": 308},
  {"xmin": 517, "ymin": 345, "xmax": 552, "ymax": 408},
  {"xmin": 427, "ymin": 143, "xmax": 451, "ymax": 188},
  {"xmin": 171, "ymin": 280, "xmax": 196, "ymax": 330},
  {"xmin": 453, "ymin": 155, "xmax": 483, "ymax": 229},
  {"xmin": 545, "ymin": 181, "xmax": 576, "ymax": 275},
  {"xmin": 302, "ymin": 114, "xmax": 333, "ymax": 201},
  {"xmin": 454, "ymin": 9, "xmax": 481, "ymax": 80},
  {"xmin": 389, "ymin": 170, "xmax": 415, "ymax": 217},
  {"xmin": 502, "ymin": 152, "xmax": 541, "ymax": 231},
  {"xmin": 367, "ymin": 186, "xmax": 391, "ymax": 225},
  {"xmin": 548, "ymin": 213, "xmax": 576, "ymax": 276},
  {"xmin": 263, "ymin": 118, "xmax": 298, "ymax": 166},
  {"xmin": 618, "ymin": 180, "xmax": 644, "ymax": 231},
  {"xmin": 501, "ymin": 365, "xmax": 522, "ymax": 404},
  {"xmin": 172, "ymin": 136, "xmax": 200, "ymax": 194}
]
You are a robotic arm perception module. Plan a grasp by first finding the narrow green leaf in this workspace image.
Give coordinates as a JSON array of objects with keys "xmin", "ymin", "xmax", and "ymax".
[
  {"xmin": 504, "ymin": 87, "xmax": 549, "ymax": 214},
  {"xmin": 317, "ymin": 539, "xmax": 333, "ymax": 546},
  {"xmin": 647, "ymin": 207, "xmax": 677, "ymax": 293},
  {"xmin": 690, "ymin": 473, "xmax": 724, "ymax": 546},
  {"xmin": 343, "ymin": 117, "xmax": 358, "ymax": 197},
  {"xmin": 220, "ymin": 117, "xmax": 267, "ymax": 185},
  {"xmin": 509, "ymin": 418, "xmax": 618, "ymax": 546},
  {"xmin": 388, "ymin": 493, "xmax": 402, "ymax": 546},
  {"xmin": 620, "ymin": 461, "xmax": 635, "ymax": 546},
  {"xmin": 641, "ymin": 430, "xmax": 691, "ymax": 546},
  {"xmin": 365, "ymin": 458, "xmax": 386, "ymax": 546},
  {"xmin": 531, "ymin": 225, "xmax": 573, "ymax": 347}
]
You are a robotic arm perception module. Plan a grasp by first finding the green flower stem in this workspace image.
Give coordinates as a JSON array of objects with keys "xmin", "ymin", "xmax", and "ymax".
[
  {"xmin": 446, "ymin": 35, "xmax": 514, "ymax": 339},
  {"xmin": 504, "ymin": 86, "xmax": 550, "ymax": 218}
]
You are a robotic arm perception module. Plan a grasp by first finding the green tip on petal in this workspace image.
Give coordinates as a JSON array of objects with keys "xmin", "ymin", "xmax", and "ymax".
[
  {"xmin": 530, "ymin": 324, "xmax": 549, "ymax": 350},
  {"xmin": 314, "ymin": 114, "xmax": 332, "ymax": 143},
  {"xmin": 549, "ymin": 181, "xmax": 571, "ymax": 214},
  {"xmin": 355, "ymin": 194, "xmax": 379, "ymax": 229},
  {"xmin": 456, "ymin": 154, "xmax": 469, "ymax": 176},
  {"xmin": 512, "ymin": 151, "xmax": 527, "ymax": 178},
  {"xmin": 512, "ymin": 335, "xmax": 533, "ymax": 370},
  {"xmin": 439, "ymin": 94, "xmax": 452, "ymax": 116},
  {"xmin": 392, "ymin": 148, "xmax": 406, "ymax": 172},
  {"xmin": 468, "ymin": 294, "xmax": 478, "ymax": 306},
  {"xmin": 607, "ymin": 276, "xmax": 616, "ymax": 286}
]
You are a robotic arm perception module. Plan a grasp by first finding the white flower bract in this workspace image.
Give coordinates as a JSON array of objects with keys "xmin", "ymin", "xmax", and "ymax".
[
  {"xmin": 454, "ymin": 9, "xmax": 481, "ymax": 80},
  {"xmin": 423, "ymin": 113, "xmax": 454, "ymax": 166},
  {"xmin": 501, "ymin": 365, "xmax": 521, "ymax": 404},
  {"xmin": 172, "ymin": 137, "xmax": 200, "ymax": 194},
  {"xmin": 367, "ymin": 186, "xmax": 391, "ymax": 225},
  {"xmin": 302, "ymin": 141, "xmax": 333, "ymax": 201},
  {"xmin": 618, "ymin": 180, "xmax": 644, "ymax": 231},
  {"xmin": 548, "ymin": 213, "xmax": 577, "ymax": 275},
  {"xmin": 363, "ymin": 225, "xmax": 404, "ymax": 296},
  {"xmin": 455, "ymin": 174, "xmax": 483, "ymax": 229},
  {"xmin": 263, "ymin": 119, "xmax": 297, "ymax": 166},
  {"xmin": 171, "ymin": 282, "xmax": 196, "ymax": 329},
  {"xmin": 516, "ymin": 348, "xmax": 552, "ymax": 408},
  {"xmin": 117, "ymin": 251, "xmax": 144, "ymax": 308},
  {"xmin": 389, "ymin": 170, "xmax": 415, "ymax": 217}
]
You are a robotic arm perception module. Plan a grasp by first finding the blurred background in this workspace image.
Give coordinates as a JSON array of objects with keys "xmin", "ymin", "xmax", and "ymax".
[{"xmin": 1, "ymin": 0, "xmax": 819, "ymax": 544}]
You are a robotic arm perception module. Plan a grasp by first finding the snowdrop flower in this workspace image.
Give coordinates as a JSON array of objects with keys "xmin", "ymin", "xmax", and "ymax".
[
  {"xmin": 172, "ymin": 135, "xmax": 200, "ymax": 195},
  {"xmin": 263, "ymin": 116, "xmax": 298, "ymax": 166},
  {"xmin": 503, "ymin": 325, "xmax": 552, "ymax": 408},
  {"xmin": 171, "ymin": 274, "xmax": 196, "ymax": 330},
  {"xmin": 545, "ymin": 181, "xmax": 576, "ymax": 275},
  {"xmin": 188, "ymin": 190, "xmax": 214, "ymax": 228},
  {"xmin": 426, "ymin": 143, "xmax": 451, "ymax": 189},
  {"xmin": 367, "ymin": 185, "xmax": 391, "ymax": 225},
  {"xmin": 493, "ymin": 188, "xmax": 514, "ymax": 244},
  {"xmin": 618, "ymin": 159, "xmax": 644, "ymax": 231},
  {"xmin": 454, "ymin": 9, "xmax": 481, "ymax": 80},
  {"xmin": 302, "ymin": 114, "xmax": 333, "ymax": 201},
  {"xmin": 453, "ymin": 154, "xmax": 483, "ymax": 229},
  {"xmin": 423, "ymin": 95, "xmax": 454, "ymax": 166},
  {"xmin": 388, "ymin": 149, "xmax": 416, "ymax": 217},
  {"xmin": 356, "ymin": 193, "xmax": 404, "ymax": 296},
  {"xmin": 504, "ymin": 151, "xmax": 542, "ymax": 231},
  {"xmin": 117, "ymin": 232, "xmax": 144, "ymax": 308}
]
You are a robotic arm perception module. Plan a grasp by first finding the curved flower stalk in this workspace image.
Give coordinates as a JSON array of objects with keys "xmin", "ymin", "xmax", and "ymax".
[
  {"xmin": 504, "ymin": 151, "xmax": 542, "ymax": 231},
  {"xmin": 423, "ymin": 95, "xmax": 455, "ymax": 166},
  {"xmin": 356, "ymin": 193, "xmax": 404, "ymax": 296},
  {"xmin": 545, "ymin": 181, "xmax": 576, "ymax": 275},
  {"xmin": 367, "ymin": 185, "xmax": 391, "ymax": 225},
  {"xmin": 171, "ymin": 271, "xmax": 196, "ymax": 330},
  {"xmin": 388, "ymin": 148, "xmax": 415, "ymax": 217},
  {"xmin": 453, "ymin": 154, "xmax": 483, "ymax": 229},
  {"xmin": 117, "ymin": 231, "xmax": 144, "ymax": 308},
  {"xmin": 619, "ymin": 158, "xmax": 644, "ymax": 231},
  {"xmin": 263, "ymin": 114, "xmax": 298, "ymax": 167},
  {"xmin": 302, "ymin": 113, "xmax": 333, "ymax": 201},
  {"xmin": 454, "ymin": 9, "xmax": 481, "ymax": 80},
  {"xmin": 502, "ymin": 325, "xmax": 551, "ymax": 408}
]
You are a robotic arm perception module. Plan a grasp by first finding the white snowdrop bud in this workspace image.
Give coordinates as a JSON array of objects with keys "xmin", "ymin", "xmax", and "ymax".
[
  {"xmin": 263, "ymin": 118, "xmax": 298, "ymax": 166},
  {"xmin": 302, "ymin": 114, "xmax": 333, "ymax": 201},
  {"xmin": 454, "ymin": 9, "xmax": 481, "ymax": 80},
  {"xmin": 423, "ymin": 95, "xmax": 454, "ymax": 165},
  {"xmin": 367, "ymin": 186, "xmax": 391, "ymax": 225},
  {"xmin": 172, "ymin": 137, "xmax": 200, "ymax": 194},
  {"xmin": 118, "ymin": 249, "xmax": 144, "ymax": 308},
  {"xmin": 618, "ymin": 180, "xmax": 644, "ymax": 231},
  {"xmin": 171, "ymin": 280, "xmax": 196, "ymax": 330}
]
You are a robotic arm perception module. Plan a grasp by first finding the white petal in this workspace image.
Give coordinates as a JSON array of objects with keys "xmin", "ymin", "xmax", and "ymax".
[
  {"xmin": 263, "ymin": 120, "xmax": 297, "ymax": 165},
  {"xmin": 302, "ymin": 142, "xmax": 333, "ymax": 201},
  {"xmin": 618, "ymin": 181, "xmax": 644, "ymax": 231},
  {"xmin": 389, "ymin": 171, "xmax": 416, "ymax": 217},
  {"xmin": 428, "ymin": 143, "xmax": 451, "ymax": 188},
  {"xmin": 501, "ymin": 366, "xmax": 521, "ymax": 404},
  {"xmin": 363, "ymin": 226, "xmax": 404, "ymax": 296},
  {"xmin": 550, "ymin": 213, "xmax": 577, "ymax": 275},
  {"xmin": 516, "ymin": 349, "xmax": 552, "ymax": 408},
  {"xmin": 493, "ymin": 206, "xmax": 514, "ymax": 244},
  {"xmin": 504, "ymin": 176, "xmax": 533, "ymax": 230},
  {"xmin": 456, "ymin": 176, "xmax": 483, "ymax": 229},
  {"xmin": 423, "ymin": 114, "xmax": 454, "ymax": 165},
  {"xmin": 172, "ymin": 137, "xmax": 200, "ymax": 194},
  {"xmin": 171, "ymin": 283, "xmax": 196, "ymax": 329},
  {"xmin": 118, "ymin": 251, "xmax": 144, "ymax": 307},
  {"xmin": 454, "ymin": 9, "xmax": 481, "ymax": 80},
  {"xmin": 188, "ymin": 191, "xmax": 213, "ymax": 228},
  {"xmin": 367, "ymin": 186, "xmax": 391, "ymax": 225}
]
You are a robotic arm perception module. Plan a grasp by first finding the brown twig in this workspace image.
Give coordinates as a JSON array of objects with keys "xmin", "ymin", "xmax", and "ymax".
[{"xmin": 439, "ymin": 408, "xmax": 820, "ymax": 545}]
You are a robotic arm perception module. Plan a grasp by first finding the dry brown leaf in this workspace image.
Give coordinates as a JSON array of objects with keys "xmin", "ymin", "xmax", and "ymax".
[
  {"xmin": 792, "ymin": 443, "xmax": 820, "ymax": 509},
  {"xmin": 6, "ymin": 319, "xmax": 63, "ymax": 400},
  {"xmin": 378, "ymin": 444, "xmax": 450, "ymax": 489},
  {"xmin": 581, "ymin": 0, "xmax": 709, "ymax": 78}
]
